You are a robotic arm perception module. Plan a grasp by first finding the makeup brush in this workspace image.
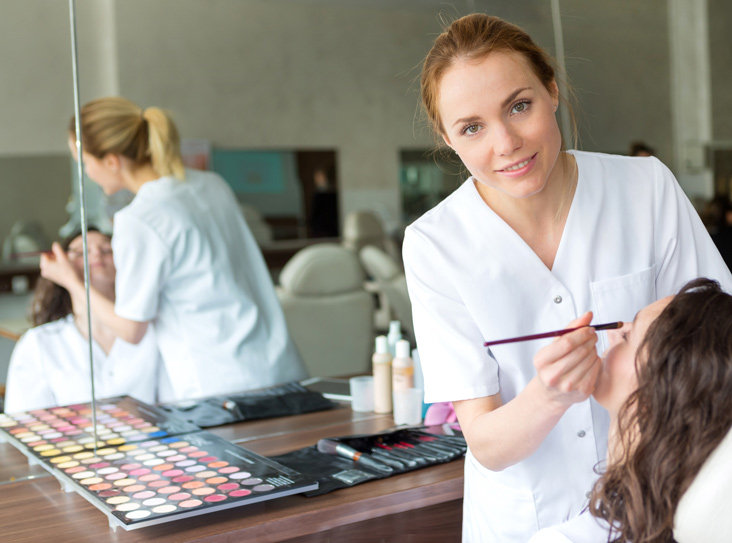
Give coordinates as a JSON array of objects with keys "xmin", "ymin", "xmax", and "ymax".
[
  {"xmin": 483, "ymin": 322, "xmax": 623, "ymax": 347},
  {"xmin": 316, "ymin": 438, "xmax": 393, "ymax": 474}
]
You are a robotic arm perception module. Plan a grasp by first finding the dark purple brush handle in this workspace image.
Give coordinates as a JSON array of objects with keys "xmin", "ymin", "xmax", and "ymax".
[{"xmin": 483, "ymin": 322, "xmax": 623, "ymax": 347}]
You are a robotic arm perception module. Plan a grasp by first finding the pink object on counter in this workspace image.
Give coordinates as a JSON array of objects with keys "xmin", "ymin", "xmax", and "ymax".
[{"xmin": 424, "ymin": 402, "xmax": 458, "ymax": 426}]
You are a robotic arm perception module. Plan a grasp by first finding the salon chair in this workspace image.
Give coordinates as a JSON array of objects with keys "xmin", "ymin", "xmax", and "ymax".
[
  {"xmin": 238, "ymin": 203, "xmax": 274, "ymax": 245},
  {"xmin": 358, "ymin": 245, "xmax": 414, "ymax": 342},
  {"xmin": 674, "ymin": 426, "xmax": 732, "ymax": 543},
  {"xmin": 276, "ymin": 243, "xmax": 374, "ymax": 378},
  {"xmin": 341, "ymin": 210, "xmax": 401, "ymax": 265}
]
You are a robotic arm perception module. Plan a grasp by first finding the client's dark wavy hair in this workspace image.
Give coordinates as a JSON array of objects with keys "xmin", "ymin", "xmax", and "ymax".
[
  {"xmin": 590, "ymin": 278, "xmax": 732, "ymax": 543},
  {"xmin": 29, "ymin": 228, "xmax": 103, "ymax": 326}
]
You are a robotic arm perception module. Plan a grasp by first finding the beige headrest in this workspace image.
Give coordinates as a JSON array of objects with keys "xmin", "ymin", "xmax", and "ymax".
[
  {"xmin": 674, "ymin": 426, "xmax": 732, "ymax": 543},
  {"xmin": 360, "ymin": 245, "xmax": 400, "ymax": 281},
  {"xmin": 343, "ymin": 211, "xmax": 384, "ymax": 241},
  {"xmin": 280, "ymin": 243, "xmax": 365, "ymax": 296}
]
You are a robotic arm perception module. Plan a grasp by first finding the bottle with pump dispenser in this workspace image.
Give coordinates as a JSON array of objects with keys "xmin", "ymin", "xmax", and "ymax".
[
  {"xmin": 386, "ymin": 320, "xmax": 402, "ymax": 357},
  {"xmin": 392, "ymin": 339, "xmax": 414, "ymax": 393},
  {"xmin": 372, "ymin": 335, "xmax": 393, "ymax": 413}
]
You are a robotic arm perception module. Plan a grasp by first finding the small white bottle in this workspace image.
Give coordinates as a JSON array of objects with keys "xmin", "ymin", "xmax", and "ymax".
[
  {"xmin": 387, "ymin": 320, "xmax": 402, "ymax": 357},
  {"xmin": 372, "ymin": 335, "xmax": 393, "ymax": 414},
  {"xmin": 392, "ymin": 339, "xmax": 414, "ymax": 393}
]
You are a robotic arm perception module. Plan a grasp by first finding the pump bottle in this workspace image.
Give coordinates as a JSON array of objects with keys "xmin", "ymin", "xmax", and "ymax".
[{"xmin": 372, "ymin": 335, "xmax": 393, "ymax": 413}]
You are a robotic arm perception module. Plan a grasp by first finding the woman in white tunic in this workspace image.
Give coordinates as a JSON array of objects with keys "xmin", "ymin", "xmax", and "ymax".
[
  {"xmin": 403, "ymin": 14, "xmax": 732, "ymax": 541},
  {"xmin": 41, "ymin": 98, "xmax": 307, "ymax": 402},
  {"xmin": 530, "ymin": 278, "xmax": 732, "ymax": 543},
  {"xmin": 5, "ymin": 230, "xmax": 159, "ymax": 412}
]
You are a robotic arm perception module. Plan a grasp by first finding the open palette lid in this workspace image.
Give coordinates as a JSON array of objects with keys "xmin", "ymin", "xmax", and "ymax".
[{"xmin": 0, "ymin": 396, "xmax": 318, "ymax": 531}]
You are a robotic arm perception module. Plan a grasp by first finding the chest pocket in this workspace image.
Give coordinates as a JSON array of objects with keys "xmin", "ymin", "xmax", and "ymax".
[{"xmin": 590, "ymin": 265, "xmax": 657, "ymax": 353}]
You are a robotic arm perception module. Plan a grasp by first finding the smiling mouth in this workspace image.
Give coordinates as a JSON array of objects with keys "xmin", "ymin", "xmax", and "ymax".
[{"xmin": 498, "ymin": 153, "xmax": 536, "ymax": 172}]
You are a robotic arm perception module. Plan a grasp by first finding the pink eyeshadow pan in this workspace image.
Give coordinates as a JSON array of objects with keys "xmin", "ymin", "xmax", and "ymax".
[
  {"xmin": 121, "ymin": 463, "xmax": 142, "ymax": 470},
  {"xmin": 148, "ymin": 480, "xmax": 169, "ymax": 488},
  {"xmin": 172, "ymin": 475, "xmax": 194, "ymax": 483},
  {"xmin": 179, "ymin": 499, "xmax": 203, "ymax": 508},
  {"xmin": 129, "ymin": 468, "xmax": 150, "ymax": 476},
  {"xmin": 162, "ymin": 469, "xmax": 183, "ymax": 477},
  {"xmin": 121, "ymin": 485, "xmax": 146, "ymax": 493},
  {"xmin": 217, "ymin": 483, "xmax": 239, "ymax": 491},
  {"xmin": 198, "ymin": 456, "xmax": 217, "ymax": 463},
  {"xmin": 188, "ymin": 451, "xmax": 207, "ymax": 458},
  {"xmin": 218, "ymin": 467, "xmax": 240, "ymax": 474},
  {"xmin": 133, "ymin": 491, "xmax": 156, "ymax": 499},
  {"xmin": 204, "ymin": 494, "xmax": 227, "ymax": 503},
  {"xmin": 229, "ymin": 489, "xmax": 252, "ymax": 497},
  {"xmin": 157, "ymin": 486, "xmax": 181, "ymax": 494},
  {"xmin": 168, "ymin": 493, "xmax": 191, "ymax": 501},
  {"xmin": 138, "ymin": 474, "xmax": 160, "ymax": 482}
]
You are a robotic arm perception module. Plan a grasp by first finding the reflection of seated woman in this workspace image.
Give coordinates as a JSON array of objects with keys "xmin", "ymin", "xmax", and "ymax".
[
  {"xmin": 530, "ymin": 278, "xmax": 732, "ymax": 542},
  {"xmin": 4, "ymin": 230, "xmax": 159, "ymax": 413}
]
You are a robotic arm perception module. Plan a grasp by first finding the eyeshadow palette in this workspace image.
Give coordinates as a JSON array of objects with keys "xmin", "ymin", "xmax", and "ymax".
[
  {"xmin": 0, "ymin": 396, "xmax": 201, "ymax": 462},
  {"xmin": 0, "ymin": 397, "xmax": 318, "ymax": 530}
]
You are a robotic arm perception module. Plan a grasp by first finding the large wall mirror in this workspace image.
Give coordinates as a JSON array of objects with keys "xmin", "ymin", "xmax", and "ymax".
[{"xmin": 1, "ymin": 0, "xmax": 730, "ymax": 484}]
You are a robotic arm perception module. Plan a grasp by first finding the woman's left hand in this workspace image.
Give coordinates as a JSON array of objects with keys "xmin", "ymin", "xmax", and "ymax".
[{"xmin": 40, "ymin": 242, "xmax": 81, "ymax": 292}]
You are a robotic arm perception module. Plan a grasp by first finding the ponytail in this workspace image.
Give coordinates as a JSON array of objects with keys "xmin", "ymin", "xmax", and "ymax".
[
  {"xmin": 142, "ymin": 107, "xmax": 185, "ymax": 180},
  {"xmin": 72, "ymin": 97, "xmax": 186, "ymax": 180}
]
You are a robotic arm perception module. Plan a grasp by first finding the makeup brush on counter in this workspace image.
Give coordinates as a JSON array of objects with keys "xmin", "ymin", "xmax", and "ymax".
[{"xmin": 317, "ymin": 438, "xmax": 393, "ymax": 474}]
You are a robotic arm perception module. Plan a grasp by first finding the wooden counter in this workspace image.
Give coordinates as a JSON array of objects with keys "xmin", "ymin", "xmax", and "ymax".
[{"xmin": 0, "ymin": 405, "xmax": 464, "ymax": 542}]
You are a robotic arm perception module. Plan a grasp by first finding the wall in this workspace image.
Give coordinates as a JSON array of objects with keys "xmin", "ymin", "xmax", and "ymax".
[
  {"xmin": 1, "ymin": 0, "xmax": 731, "ymax": 245},
  {"xmin": 709, "ymin": 0, "xmax": 732, "ymax": 142},
  {"xmin": 113, "ymin": 0, "xmax": 443, "ymax": 233}
]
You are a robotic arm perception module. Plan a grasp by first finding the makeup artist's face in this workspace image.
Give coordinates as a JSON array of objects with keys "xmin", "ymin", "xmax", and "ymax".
[
  {"xmin": 67, "ymin": 232, "xmax": 116, "ymax": 290},
  {"xmin": 593, "ymin": 296, "xmax": 673, "ymax": 415},
  {"xmin": 67, "ymin": 136, "xmax": 124, "ymax": 195},
  {"xmin": 438, "ymin": 51, "xmax": 562, "ymax": 199}
]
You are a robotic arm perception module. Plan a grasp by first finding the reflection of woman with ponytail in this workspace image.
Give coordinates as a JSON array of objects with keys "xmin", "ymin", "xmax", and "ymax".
[{"xmin": 43, "ymin": 97, "xmax": 307, "ymax": 402}]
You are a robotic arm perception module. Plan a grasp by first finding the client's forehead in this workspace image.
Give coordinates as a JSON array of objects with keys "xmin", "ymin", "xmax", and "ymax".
[{"xmin": 637, "ymin": 295, "xmax": 673, "ymax": 330}]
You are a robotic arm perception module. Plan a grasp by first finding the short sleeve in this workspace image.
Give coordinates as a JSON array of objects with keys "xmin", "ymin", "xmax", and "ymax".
[
  {"xmin": 652, "ymin": 158, "xmax": 732, "ymax": 296},
  {"xmin": 403, "ymin": 226, "xmax": 500, "ymax": 404},
  {"xmin": 4, "ymin": 331, "xmax": 56, "ymax": 413},
  {"xmin": 112, "ymin": 213, "xmax": 171, "ymax": 322}
]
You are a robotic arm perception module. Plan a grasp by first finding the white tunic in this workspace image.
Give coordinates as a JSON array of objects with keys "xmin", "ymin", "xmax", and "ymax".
[
  {"xmin": 4, "ymin": 314, "xmax": 159, "ymax": 412},
  {"xmin": 529, "ymin": 510, "xmax": 615, "ymax": 543},
  {"xmin": 112, "ymin": 169, "xmax": 307, "ymax": 402},
  {"xmin": 403, "ymin": 151, "xmax": 732, "ymax": 542}
]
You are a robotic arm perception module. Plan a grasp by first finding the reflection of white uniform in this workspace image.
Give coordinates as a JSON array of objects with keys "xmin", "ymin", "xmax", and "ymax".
[
  {"xmin": 403, "ymin": 151, "xmax": 732, "ymax": 542},
  {"xmin": 529, "ymin": 511, "xmax": 614, "ymax": 542},
  {"xmin": 4, "ymin": 314, "xmax": 159, "ymax": 412},
  {"xmin": 112, "ymin": 169, "xmax": 307, "ymax": 402}
]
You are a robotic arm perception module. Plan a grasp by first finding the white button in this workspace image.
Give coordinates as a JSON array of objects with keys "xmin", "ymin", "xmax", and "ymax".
[
  {"xmin": 553, "ymin": 295, "xmax": 562, "ymax": 304},
  {"xmin": 577, "ymin": 430, "xmax": 586, "ymax": 438}
]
